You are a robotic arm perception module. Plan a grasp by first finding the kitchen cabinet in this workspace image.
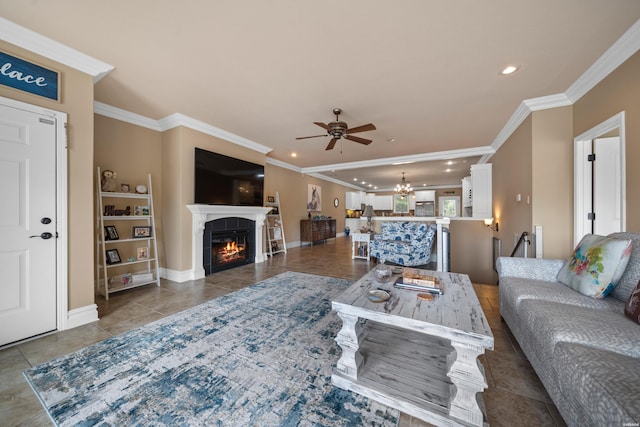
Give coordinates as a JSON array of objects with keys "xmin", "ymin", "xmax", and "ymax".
[
  {"xmin": 414, "ymin": 190, "xmax": 435, "ymax": 202},
  {"xmin": 462, "ymin": 176, "xmax": 472, "ymax": 208},
  {"xmin": 372, "ymin": 195, "xmax": 393, "ymax": 211},
  {"xmin": 471, "ymin": 163, "xmax": 492, "ymax": 219},
  {"xmin": 345, "ymin": 191, "xmax": 365, "ymax": 210}
]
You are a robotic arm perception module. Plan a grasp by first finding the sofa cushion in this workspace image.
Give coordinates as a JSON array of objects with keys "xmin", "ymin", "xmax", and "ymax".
[
  {"xmin": 519, "ymin": 300, "xmax": 640, "ymax": 359},
  {"xmin": 554, "ymin": 342, "xmax": 640, "ymax": 426},
  {"xmin": 500, "ymin": 277, "xmax": 625, "ymax": 315},
  {"xmin": 557, "ymin": 234, "xmax": 632, "ymax": 298},
  {"xmin": 624, "ymin": 280, "xmax": 640, "ymax": 325},
  {"xmin": 609, "ymin": 232, "xmax": 640, "ymax": 302}
]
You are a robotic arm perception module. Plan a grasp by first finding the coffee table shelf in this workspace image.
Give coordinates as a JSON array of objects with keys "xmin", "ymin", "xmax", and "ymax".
[{"xmin": 332, "ymin": 268, "xmax": 493, "ymax": 427}]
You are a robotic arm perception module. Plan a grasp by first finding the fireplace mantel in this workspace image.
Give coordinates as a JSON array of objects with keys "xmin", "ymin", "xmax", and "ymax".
[{"xmin": 187, "ymin": 205, "xmax": 272, "ymax": 279}]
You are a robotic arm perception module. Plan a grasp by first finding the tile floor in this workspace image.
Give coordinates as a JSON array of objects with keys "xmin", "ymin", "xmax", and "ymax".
[{"xmin": 0, "ymin": 236, "xmax": 567, "ymax": 426}]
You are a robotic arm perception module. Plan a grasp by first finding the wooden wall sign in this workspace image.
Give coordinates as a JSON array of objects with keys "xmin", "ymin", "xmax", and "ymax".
[{"xmin": 0, "ymin": 51, "xmax": 59, "ymax": 101}]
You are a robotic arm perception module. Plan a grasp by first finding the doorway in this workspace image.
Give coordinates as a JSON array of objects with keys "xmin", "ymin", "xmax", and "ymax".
[
  {"xmin": 0, "ymin": 96, "xmax": 68, "ymax": 346},
  {"xmin": 574, "ymin": 112, "xmax": 626, "ymax": 245}
]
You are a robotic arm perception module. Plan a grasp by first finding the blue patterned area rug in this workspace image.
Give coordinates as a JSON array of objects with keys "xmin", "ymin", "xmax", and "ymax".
[{"xmin": 24, "ymin": 272, "xmax": 399, "ymax": 426}]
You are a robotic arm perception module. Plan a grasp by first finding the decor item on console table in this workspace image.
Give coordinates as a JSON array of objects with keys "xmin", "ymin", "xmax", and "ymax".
[
  {"xmin": 300, "ymin": 218, "xmax": 336, "ymax": 246},
  {"xmin": 497, "ymin": 231, "xmax": 640, "ymax": 426}
]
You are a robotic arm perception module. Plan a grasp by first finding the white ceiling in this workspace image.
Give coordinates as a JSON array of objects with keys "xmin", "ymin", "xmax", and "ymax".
[{"xmin": 2, "ymin": 1, "xmax": 639, "ymax": 191}]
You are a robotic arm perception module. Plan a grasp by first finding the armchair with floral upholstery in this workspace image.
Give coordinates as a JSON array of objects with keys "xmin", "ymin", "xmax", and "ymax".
[{"xmin": 369, "ymin": 221, "xmax": 437, "ymax": 267}]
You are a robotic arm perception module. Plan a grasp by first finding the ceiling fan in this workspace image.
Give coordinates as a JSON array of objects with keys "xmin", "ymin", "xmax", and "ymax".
[{"xmin": 296, "ymin": 108, "xmax": 376, "ymax": 150}]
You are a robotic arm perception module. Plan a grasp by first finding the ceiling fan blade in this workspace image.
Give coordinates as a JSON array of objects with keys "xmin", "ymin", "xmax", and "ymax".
[
  {"xmin": 345, "ymin": 135, "xmax": 372, "ymax": 145},
  {"xmin": 347, "ymin": 123, "xmax": 376, "ymax": 134},
  {"xmin": 325, "ymin": 138, "xmax": 339, "ymax": 150},
  {"xmin": 314, "ymin": 122, "xmax": 331, "ymax": 131},
  {"xmin": 296, "ymin": 134, "xmax": 327, "ymax": 140}
]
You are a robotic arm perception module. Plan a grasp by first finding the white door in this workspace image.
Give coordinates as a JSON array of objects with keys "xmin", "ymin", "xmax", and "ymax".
[
  {"xmin": 593, "ymin": 137, "xmax": 622, "ymax": 235},
  {"xmin": 0, "ymin": 103, "xmax": 57, "ymax": 346}
]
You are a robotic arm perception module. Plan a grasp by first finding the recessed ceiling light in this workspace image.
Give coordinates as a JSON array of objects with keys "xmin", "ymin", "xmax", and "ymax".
[
  {"xmin": 368, "ymin": 184, "xmax": 372, "ymax": 187},
  {"xmin": 500, "ymin": 65, "xmax": 519, "ymax": 75},
  {"xmin": 446, "ymin": 168, "xmax": 452, "ymax": 173},
  {"xmin": 353, "ymin": 178, "xmax": 358, "ymax": 181},
  {"xmin": 361, "ymin": 181, "xmax": 366, "ymax": 185},
  {"xmin": 387, "ymin": 138, "xmax": 396, "ymax": 143},
  {"xmin": 446, "ymin": 160, "xmax": 454, "ymax": 165},
  {"xmin": 291, "ymin": 152, "xmax": 297, "ymax": 157}
]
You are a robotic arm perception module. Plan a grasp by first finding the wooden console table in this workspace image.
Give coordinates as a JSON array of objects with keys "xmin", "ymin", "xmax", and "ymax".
[
  {"xmin": 300, "ymin": 219, "xmax": 336, "ymax": 245},
  {"xmin": 332, "ymin": 267, "xmax": 494, "ymax": 426}
]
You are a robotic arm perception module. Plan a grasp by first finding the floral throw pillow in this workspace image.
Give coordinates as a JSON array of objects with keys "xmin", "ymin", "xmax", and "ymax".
[
  {"xmin": 557, "ymin": 234, "xmax": 632, "ymax": 299},
  {"xmin": 624, "ymin": 280, "xmax": 640, "ymax": 324}
]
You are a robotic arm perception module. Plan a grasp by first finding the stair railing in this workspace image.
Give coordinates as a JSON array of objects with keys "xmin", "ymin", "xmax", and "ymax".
[{"xmin": 510, "ymin": 231, "xmax": 530, "ymax": 257}]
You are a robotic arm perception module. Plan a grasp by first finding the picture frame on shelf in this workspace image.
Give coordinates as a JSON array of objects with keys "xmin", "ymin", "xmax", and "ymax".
[
  {"xmin": 106, "ymin": 249, "xmax": 121, "ymax": 265},
  {"xmin": 267, "ymin": 196, "xmax": 275, "ymax": 203},
  {"xmin": 134, "ymin": 205, "xmax": 149, "ymax": 216},
  {"xmin": 104, "ymin": 225, "xmax": 119, "ymax": 240},
  {"xmin": 137, "ymin": 247, "xmax": 149, "ymax": 260},
  {"xmin": 120, "ymin": 184, "xmax": 130, "ymax": 193},
  {"xmin": 133, "ymin": 226, "xmax": 152, "ymax": 238}
]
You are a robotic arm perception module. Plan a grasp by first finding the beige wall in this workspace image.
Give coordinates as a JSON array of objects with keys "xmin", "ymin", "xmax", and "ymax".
[
  {"xmin": 0, "ymin": 41, "xmax": 95, "ymax": 310},
  {"xmin": 574, "ymin": 51, "xmax": 640, "ymax": 231},
  {"xmin": 531, "ymin": 106, "xmax": 574, "ymax": 258},
  {"xmin": 492, "ymin": 107, "xmax": 573, "ymax": 260},
  {"xmin": 492, "ymin": 51, "xmax": 640, "ymax": 261},
  {"xmin": 449, "ymin": 220, "xmax": 496, "ymax": 284},
  {"xmin": 94, "ymin": 116, "xmax": 165, "ymax": 266},
  {"xmin": 491, "ymin": 115, "xmax": 533, "ymax": 256},
  {"xmin": 264, "ymin": 164, "xmax": 350, "ymax": 245}
]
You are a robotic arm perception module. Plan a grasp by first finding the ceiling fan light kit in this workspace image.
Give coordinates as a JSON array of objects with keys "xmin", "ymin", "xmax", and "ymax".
[{"xmin": 296, "ymin": 108, "xmax": 376, "ymax": 151}]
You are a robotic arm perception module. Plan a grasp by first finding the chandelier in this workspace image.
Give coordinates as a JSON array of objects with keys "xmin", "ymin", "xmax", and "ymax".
[{"xmin": 395, "ymin": 172, "xmax": 412, "ymax": 198}]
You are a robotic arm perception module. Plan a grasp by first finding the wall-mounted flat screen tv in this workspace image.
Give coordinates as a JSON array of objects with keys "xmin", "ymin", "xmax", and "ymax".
[{"xmin": 194, "ymin": 147, "xmax": 264, "ymax": 206}]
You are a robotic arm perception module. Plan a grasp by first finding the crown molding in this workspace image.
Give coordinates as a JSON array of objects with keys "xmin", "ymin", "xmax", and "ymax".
[
  {"xmin": 94, "ymin": 102, "xmax": 273, "ymax": 154},
  {"xmin": 265, "ymin": 158, "xmax": 362, "ymax": 189},
  {"xmin": 566, "ymin": 18, "xmax": 640, "ymax": 102},
  {"xmin": 307, "ymin": 172, "xmax": 364, "ymax": 190},
  {"xmin": 94, "ymin": 102, "xmax": 162, "ymax": 131},
  {"xmin": 489, "ymin": 19, "xmax": 640, "ymax": 159},
  {"xmin": 0, "ymin": 17, "xmax": 114, "ymax": 83},
  {"xmin": 158, "ymin": 113, "xmax": 272, "ymax": 155},
  {"xmin": 265, "ymin": 157, "xmax": 301, "ymax": 172},
  {"xmin": 301, "ymin": 146, "xmax": 495, "ymax": 174}
]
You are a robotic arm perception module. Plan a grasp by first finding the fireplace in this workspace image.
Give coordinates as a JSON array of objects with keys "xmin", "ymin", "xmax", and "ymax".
[
  {"xmin": 204, "ymin": 218, "xmax": 255, "ymax": 274},
  {"xmin": 187, "ymin": 205, "xmax": 271, "ymax": 281}
]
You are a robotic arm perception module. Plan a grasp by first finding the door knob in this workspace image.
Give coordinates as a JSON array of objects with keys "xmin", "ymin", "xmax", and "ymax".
[
  {"xmin": 41, "ymin": 218, "xmax": 52, "ymax": 224},
  {"xmin": 30, "ymin": 232, "xmax": 53, "ymax": 239}
]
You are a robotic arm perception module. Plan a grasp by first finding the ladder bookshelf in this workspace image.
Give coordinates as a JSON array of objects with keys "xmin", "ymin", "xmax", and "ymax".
[
  {"xmin": 265, "ymin": 192, "xmax": 287, "ymax": 256},
  {"xmin": 96, "ymin": 167, "xmax": 160, "ymax": 299}
]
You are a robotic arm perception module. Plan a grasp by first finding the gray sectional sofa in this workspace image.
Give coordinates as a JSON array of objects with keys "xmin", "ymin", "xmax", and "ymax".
[{"xmin": 497, "ymin": 232, "xmax": 640, "ymax": 426}]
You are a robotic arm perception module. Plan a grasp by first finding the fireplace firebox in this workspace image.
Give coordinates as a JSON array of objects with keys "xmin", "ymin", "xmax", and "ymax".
[{"xmin": 203, "ymin": 217, "xmax": 255, "ymax": 274}]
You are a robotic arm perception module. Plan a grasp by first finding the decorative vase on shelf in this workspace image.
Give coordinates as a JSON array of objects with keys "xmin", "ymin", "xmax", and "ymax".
[{"xmin": 374, "ymin": 260, "xmax": 392, "ymax": 283}]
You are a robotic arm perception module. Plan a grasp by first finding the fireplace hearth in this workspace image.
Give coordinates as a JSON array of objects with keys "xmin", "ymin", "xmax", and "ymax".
[{"xmin": 204, "ymin": 218, "xmax": 255, "ymax": 274}]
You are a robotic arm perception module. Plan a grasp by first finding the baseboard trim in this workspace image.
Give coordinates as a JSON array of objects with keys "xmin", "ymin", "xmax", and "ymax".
[
  {"xmin": 65, "ymin": 304, "xmax": 98, "ymax": 330},
  {"xmin": 162, "ymin": 267, "xmax": 199, "ymax": 283}
]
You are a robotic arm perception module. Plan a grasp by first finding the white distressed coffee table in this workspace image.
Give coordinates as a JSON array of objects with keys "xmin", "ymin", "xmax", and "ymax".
[{"xmin": 331, "ymin": 268, "xmax": 494, "ymax": 426}]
